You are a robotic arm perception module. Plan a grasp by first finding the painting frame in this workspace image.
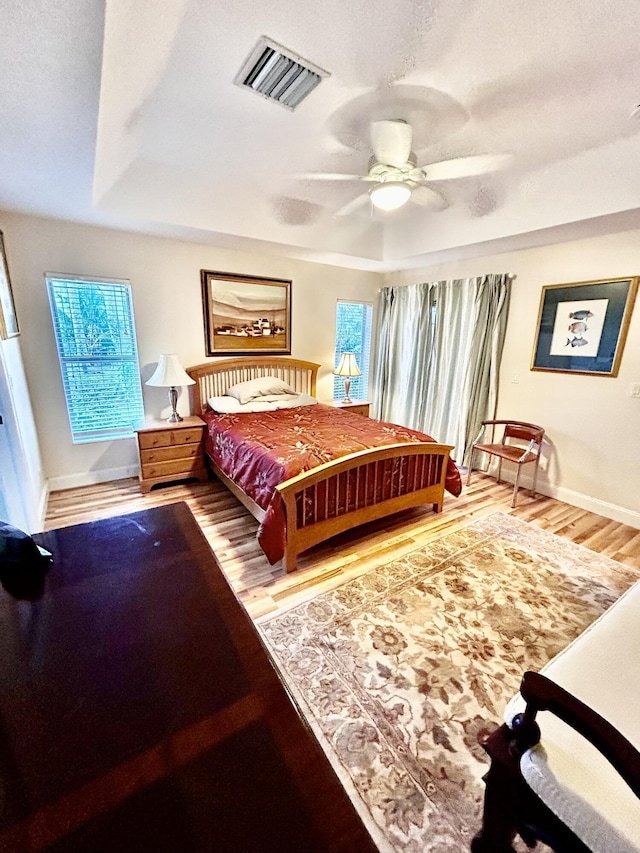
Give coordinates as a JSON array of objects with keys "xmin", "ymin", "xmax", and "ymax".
[
  {"xmin": 0, "ymin": 230, "xmax": 20, "ymax": 340},
  {"xmin": 531, "ymin": 276, "xmax": 638, "ymax": 376},
  {"xmin": 201, "ymin": 270, "xmax": 291, "ymax": 357}
]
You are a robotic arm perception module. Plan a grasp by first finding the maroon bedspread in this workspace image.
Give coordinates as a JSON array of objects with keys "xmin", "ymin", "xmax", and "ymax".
[{"xmin": 203, "ymin": 403, "xmax": 462, "ymax": 564}]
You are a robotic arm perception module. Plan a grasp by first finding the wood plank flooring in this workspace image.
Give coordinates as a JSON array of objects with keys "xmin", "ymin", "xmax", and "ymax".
[{"xmin": 44, "ymin": 473, "xmax": 640, "ymax": 621}]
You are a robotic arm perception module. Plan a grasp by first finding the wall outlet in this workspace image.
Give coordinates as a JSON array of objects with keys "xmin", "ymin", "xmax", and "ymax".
[
  {"xmin": 511, "ymin": 373, "xmax": 520, "ymax": 384},
  {"xmin": 630, "ymin": 383, "xmax": 640, "ymax": 398}
]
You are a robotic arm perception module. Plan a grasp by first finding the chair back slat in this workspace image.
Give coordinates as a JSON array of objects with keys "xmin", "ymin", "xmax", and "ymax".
[{"xmin": 504, "ymin": 423, "xmax": 544, "ymax": 445}]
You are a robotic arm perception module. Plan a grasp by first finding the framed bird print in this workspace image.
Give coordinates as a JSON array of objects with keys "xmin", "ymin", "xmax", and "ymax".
[{"xmin": 531, "ymin": 276, "xmax": 638, "ymax": 376}]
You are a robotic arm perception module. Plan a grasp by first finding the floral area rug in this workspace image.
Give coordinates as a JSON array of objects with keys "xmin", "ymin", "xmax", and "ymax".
[{"xmin": 257, "ymin": 512, "xmax": 640, "ymax": 852}]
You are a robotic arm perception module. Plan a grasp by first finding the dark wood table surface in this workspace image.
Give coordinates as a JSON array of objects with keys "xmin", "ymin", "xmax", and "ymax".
[{"xmin": 0, "ymin": 502, "xmax": 378, "ymax": 853}]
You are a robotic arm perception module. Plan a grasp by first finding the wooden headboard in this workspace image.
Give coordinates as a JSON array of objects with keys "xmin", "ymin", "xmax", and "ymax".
[{"xmin": 186, "ymin": 357, "xmax": 321, "ymax": 415}]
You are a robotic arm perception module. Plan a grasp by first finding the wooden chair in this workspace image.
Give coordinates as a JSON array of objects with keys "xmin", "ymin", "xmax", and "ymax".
[{"xmin": 466, "ymin": 420, "xmax": 544, "ymax": 507}]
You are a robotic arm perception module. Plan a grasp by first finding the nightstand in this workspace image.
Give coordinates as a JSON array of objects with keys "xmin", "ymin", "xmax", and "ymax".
[
  {"xmin": 135, "ymin": 416, "xmax": 207, "ymax": 493},
  {"xmin": 327, "ymin": 398, "xmax": 370, "ymax": 417}
]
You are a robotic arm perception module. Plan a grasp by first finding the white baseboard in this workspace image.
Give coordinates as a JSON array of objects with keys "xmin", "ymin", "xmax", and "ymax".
[
  {"xmin": 482, "ymin": 466, "xmax": 640, "ymax": 530},
  {"xmin": 539, "ymin": 482, "xmax": 640, "ymax": 530},
  {"xmin": 48, "ymin": 464, "xmax": 139, "ymax": 493}
]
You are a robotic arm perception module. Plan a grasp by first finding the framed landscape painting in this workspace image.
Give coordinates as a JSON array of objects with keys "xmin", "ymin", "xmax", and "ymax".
[
  {"xmin": 0, "ymin": 230, "xmax": 19, "ymax": 339},
  {"xmin": 201, "ymin": 270, "xmax": 291, "ymax": 356},
  {"xmin": 531, "ymin": 276, "xmax": 638, "ymax": 376}
]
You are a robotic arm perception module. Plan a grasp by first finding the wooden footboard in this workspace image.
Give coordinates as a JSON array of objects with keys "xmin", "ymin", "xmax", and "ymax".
[{"xmin": 276, "ymin": 442, "xmax": 453, "ymax": 573}]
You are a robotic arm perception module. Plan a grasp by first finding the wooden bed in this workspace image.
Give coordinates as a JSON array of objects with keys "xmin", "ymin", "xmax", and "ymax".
[{"xmin": 187, "ymin": 356, "xmax": 454, "ymax": 572}]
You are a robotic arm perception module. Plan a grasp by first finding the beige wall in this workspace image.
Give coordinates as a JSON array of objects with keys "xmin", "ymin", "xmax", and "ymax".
[
  {"xmin": 386, "ymin": 229, "xmax": 640, "ymax": 528},
  {"xmin": 1, "ymin": 212, "xmax": 381, "ymax": 492},
  {"xmin": 3, "ymin": 209, "xmax": 639, "ymax": 529}
]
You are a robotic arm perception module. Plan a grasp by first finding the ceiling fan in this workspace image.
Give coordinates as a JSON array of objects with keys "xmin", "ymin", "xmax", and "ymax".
[{"xmin": 297, "ymin": 119, "xmax": 510, "ymax": 215}]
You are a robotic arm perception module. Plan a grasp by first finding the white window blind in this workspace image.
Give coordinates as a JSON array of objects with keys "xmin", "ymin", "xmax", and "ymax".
[
  {"xmin": 333, "ymin": 300, "xmax": 373, "ymax": 400},
  {"xmin": 46, "ymin": 275, "xmax": 144, "ymax": 443}
]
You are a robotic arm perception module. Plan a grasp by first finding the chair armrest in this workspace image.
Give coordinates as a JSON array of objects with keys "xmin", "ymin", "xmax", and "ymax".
[
  {"xmin": 511, "ymin": 671, "xmax": 640, "ymax": 799},
  {"xmin": 471, "ymin": 423, "xmax": 488, "ymax": 445},
  {"xmin": 516, "ymin": 439, "xmax": 537, "ymax": 463}
]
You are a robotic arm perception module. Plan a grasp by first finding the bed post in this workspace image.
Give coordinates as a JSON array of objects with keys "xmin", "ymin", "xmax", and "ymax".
[{"xmin": 284, "ymin": 549, "xmax": 297, "ymax": 574}]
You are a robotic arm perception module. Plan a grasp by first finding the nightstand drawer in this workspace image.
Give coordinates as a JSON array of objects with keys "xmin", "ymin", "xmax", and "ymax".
[
  {"xmin": 344, "ymin": 403, "xmax": 369, "ymax": 417},
  {"xmin": 141, "ymin": 444, "xmax": 201, "ymax": 464},
  {"xmin": 138, "ymin": 427, "xmax": 203, "ymax": 449},
  {"xmin": 324, "ymin": 399, "xmax": 370, "ymax": 418},
  {"xmin": 141, "ymin": 456, "xmax": 205, "ymax": 481}
]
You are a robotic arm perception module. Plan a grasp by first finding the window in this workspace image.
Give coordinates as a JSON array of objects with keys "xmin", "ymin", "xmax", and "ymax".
[
  {"xmin": 46, "ymin": 274, "xmax": 144, "ymax": 443},
  {"xmin": 333, "ymin": 300, "xmax": 373, "ymax": 400}
]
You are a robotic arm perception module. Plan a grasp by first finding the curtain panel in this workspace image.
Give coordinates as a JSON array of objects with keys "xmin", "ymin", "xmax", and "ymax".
[{"xmin": 373, "ymin": 274, "xmax": 511, "ymax": 465}]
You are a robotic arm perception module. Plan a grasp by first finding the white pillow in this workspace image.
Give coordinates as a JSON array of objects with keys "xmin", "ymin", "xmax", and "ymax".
[
  {"xmin": 208, "ymin": 395, "xmax": 277, "ymax": 414},
  {"xmin": 208, "ymin": 395, "xmax": 242, "ymax": 413},
  {"xmin": 207, "ymin": 393, "xmax": 318, "ymax": 414},
  {"xmin": 271, "ymin": 393, "xmax": 318, "ymax": 409},
  {"xmin": 253, "ymin": 393, "xmax": 299, "ymax": 403},
  {"xmin": 226, "ymin": 375, "xmax": 295, "ymax": 405}
]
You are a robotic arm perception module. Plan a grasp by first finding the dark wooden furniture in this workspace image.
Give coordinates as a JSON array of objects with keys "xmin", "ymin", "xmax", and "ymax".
[
  {"xmin": 0, "ymin": 502, "xmax": 378, "ymax": 853},
  {"xmin": 472, "ymin": 672, "xmax": 640, "ymax": 852},
  {"xmin": 466, "ymin": 419, "xmax": 545, "ymax": 507},
  {"xmin": 135, "ymin": 416, "xmax": 207, "ymax": 492}
]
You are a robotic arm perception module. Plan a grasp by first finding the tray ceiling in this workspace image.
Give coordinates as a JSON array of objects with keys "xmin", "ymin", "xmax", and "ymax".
[{"xmin": 2, "ymin": 0, "xmax": 640, "ymax": 270}]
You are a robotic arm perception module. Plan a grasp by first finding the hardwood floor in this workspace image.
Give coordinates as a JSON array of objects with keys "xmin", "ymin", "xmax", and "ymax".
[{"xmin": 44, "ymin": 472, "xmax": 640, "ymax": 621}]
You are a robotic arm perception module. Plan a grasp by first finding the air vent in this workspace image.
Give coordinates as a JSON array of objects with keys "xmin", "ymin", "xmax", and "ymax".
[{"xmin": 235, "ymin": 37, "xmax": 329, "ymax": 110}]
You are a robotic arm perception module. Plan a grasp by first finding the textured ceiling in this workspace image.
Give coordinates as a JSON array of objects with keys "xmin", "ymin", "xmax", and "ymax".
[{"xmin": 1, "ymin": 0, "xmax": 640, "ymax": 270}]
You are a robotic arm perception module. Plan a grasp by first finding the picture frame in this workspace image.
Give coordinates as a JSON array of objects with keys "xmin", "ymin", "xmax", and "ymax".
[
  {"xmin": 0, "ymin": 230, "xmax": 20, "ymax": 340},
  {"xmin": 531, "ymin": 276, "xmax": 638, "ymax": 376},
  {"xmin": 201, "ymin": 270, "xmax": 291, "ymax": 357}
]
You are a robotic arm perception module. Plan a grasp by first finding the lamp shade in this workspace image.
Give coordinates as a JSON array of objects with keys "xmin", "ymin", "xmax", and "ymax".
[
  {"xmin": 369, "ymin": 181, "xmax": 412, "ymax": 211},
  {"xmin": 146, "ymin": 354, "xmax": 195, "ymax": 387},
  {"xmin": 334, "ymin": 352, "xmax": 361, "ymax": 377}
]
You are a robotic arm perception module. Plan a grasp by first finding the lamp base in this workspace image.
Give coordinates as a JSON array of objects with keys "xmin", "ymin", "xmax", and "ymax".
[
  {"xmin": 166, "ymin": 386, "xmax": 183, "ymax": 423},
  {"xmin": 342, "ymin": 377, "xmax": 352, "ymax": 404}
]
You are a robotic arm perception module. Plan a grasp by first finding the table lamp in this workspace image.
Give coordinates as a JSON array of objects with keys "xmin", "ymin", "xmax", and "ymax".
[
  {"xmin": 146, "ymin": 354, "xmax": 195, "ymax": 423},
  {"xmin": 333, "ymin": 352, "xmax": 361, "ymax": 403}
]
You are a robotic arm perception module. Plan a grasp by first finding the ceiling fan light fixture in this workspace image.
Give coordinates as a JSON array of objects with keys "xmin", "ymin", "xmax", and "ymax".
[{"xmin": 369, "ymin": 181, "xmax": 412, "ymax": 211}]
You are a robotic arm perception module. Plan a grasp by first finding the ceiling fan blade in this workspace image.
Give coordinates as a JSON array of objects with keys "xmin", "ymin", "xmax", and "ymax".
[
  {"xmin": 334, "ymin": 193, "xmax": 371, "ymax": 217},
  {"xmin": 293, "ymin": 172, "xmax": 369, "ymax": 182},
  {"xmin": 370, "ymin": 120, "xmax": 413, "ymax": 167},
  {"xmin": 421, "ymin": 153, "xmax": 512, "ymax": 182},
  {"xmin": 410, "ymin": 185, "xmax": 449, "ymax": 211}
]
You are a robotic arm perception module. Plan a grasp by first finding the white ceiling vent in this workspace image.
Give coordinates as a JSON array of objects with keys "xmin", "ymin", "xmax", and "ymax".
[{"xmin": 235, "ymin": 37, "xmax": 329, "ymax": 110}]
